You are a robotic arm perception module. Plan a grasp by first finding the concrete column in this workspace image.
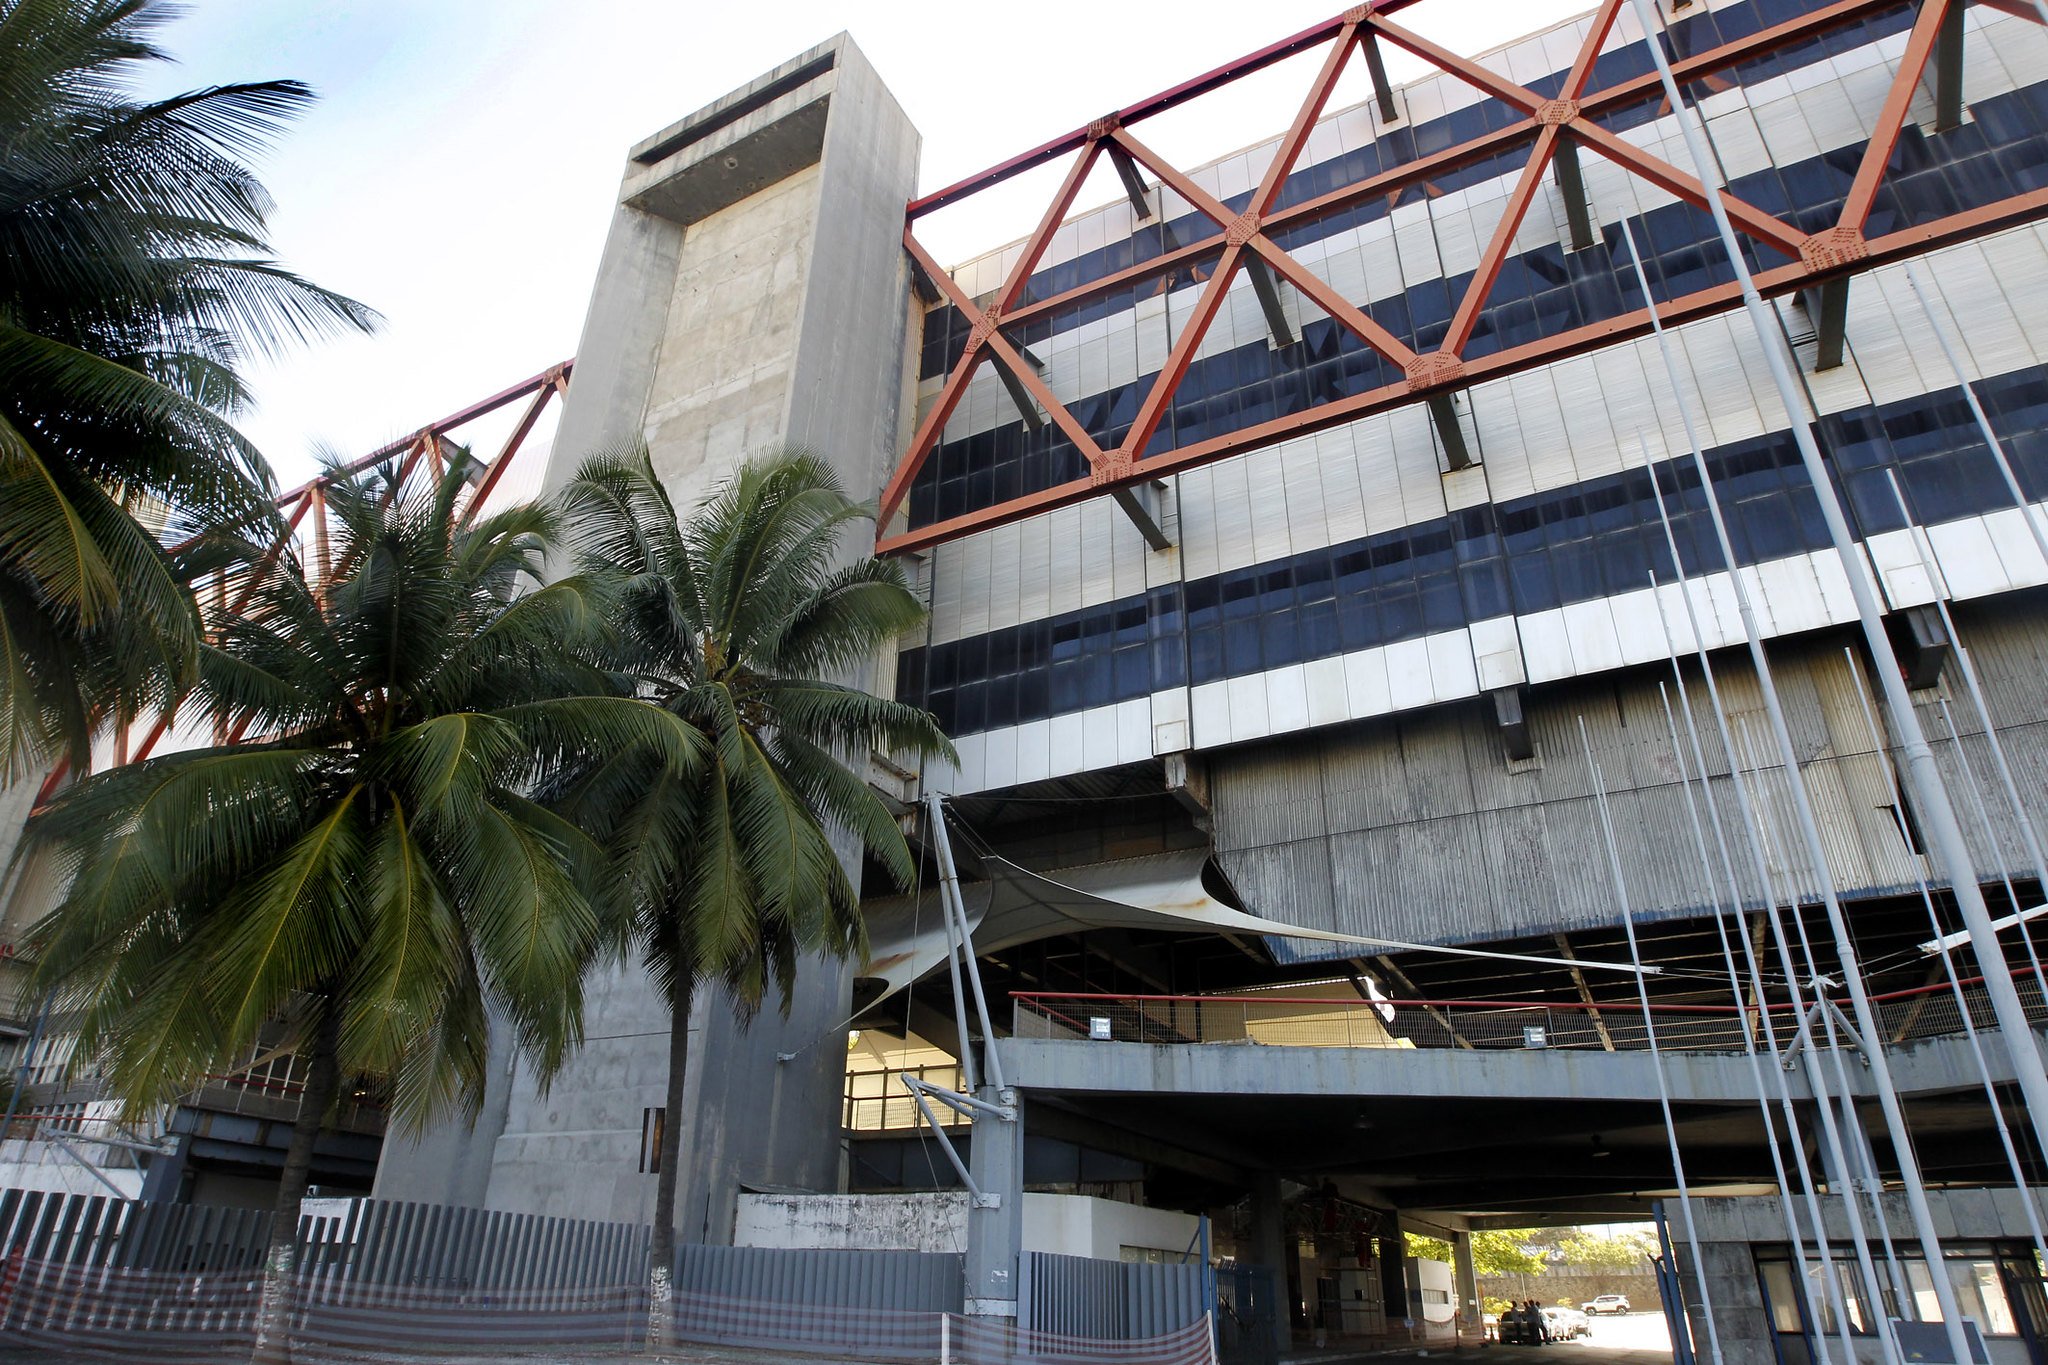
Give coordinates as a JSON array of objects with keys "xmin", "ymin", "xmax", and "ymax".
[
  {"xmin": 1452, "ymin": 1229, "xmax": 1481, "ymax": 1330},
  {"xmin": 963, "ymin": 1090, "xmax": 1024, "ymax": 1317},
  {"xmin": 1252, "ymin": 1173, "xmax": 1293, "ymax": 1356}
]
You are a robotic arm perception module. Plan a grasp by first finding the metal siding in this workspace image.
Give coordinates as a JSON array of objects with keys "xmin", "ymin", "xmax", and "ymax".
[{"xmin": 1022, "ymin": 1251, "xmax": 1208, "ymax": 1339}]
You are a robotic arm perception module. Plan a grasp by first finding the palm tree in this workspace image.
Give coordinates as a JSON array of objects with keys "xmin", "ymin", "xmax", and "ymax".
[
  {"xmin": 20, "ymin": 458, "xmax": 704, "ymax": 1360},
  {"xmin": 549, "ymin": 448, "xmax": 952, "ymax": 1344},
  {"xmin": 0, "ymin": 0, "xmax": 376, "ymax": 782}
]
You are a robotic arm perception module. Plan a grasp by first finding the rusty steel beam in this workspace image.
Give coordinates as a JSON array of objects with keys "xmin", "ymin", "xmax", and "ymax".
[
  {"xmin": 878, "ymin": 184, "xmax": 2048, "ymax": 555},
  {"xmin": 881, "ymin": 0, "xmax": 2045, "ymax": 555},
  {"xmin": 905, "ymin": 3, "xmax": 1431, "ymax": 217},
  {"xmin": 1090, "ymin": 21, "xmax": 1370, "ymax": 479},
  {"xmin": 980, "ymin": 0, "xmax": 1901, "ymax": 337},
  {"xmin": 37, "ymin": 366, "xmax": 576, "ymax": 794},
  {"xmin": 271, "ymin": 360, "xmax": 571, "ymax": 507},
  {"xmin": 1839, "ymin": 0, "xmax": 1956, "ymax": 235}
]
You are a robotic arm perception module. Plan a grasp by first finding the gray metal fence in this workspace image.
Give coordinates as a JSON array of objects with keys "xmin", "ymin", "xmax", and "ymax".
[
  {"xmin": 1024, "ymin": 1250, "xmax": 1211, "ymax": 1339},
  {"xmin": 2, "ymin": 1188, "xmax": 1214, "ymax": 1358},
  {"xmin": 0, "ymin": 1188, "xmax": 649, "ymax": 1290}
]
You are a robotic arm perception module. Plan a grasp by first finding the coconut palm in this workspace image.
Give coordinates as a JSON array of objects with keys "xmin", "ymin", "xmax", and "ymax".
[
  {"xmin": 548, "ymin": 448, "xmax": 951, "ymax": 1343},
  {"xmin": 20, "ymin": 457, "xmax": 705, "ymax": 1359},
  {"xmin": 0, "ymin": 0, "xmax": 376, "ymax": 782}
]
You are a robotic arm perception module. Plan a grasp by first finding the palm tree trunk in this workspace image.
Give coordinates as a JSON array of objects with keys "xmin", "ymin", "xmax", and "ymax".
[
  {"xmin": 647, "ymin": 974, "xmax": 692, "ymax": 1354},
  {"xmin": 251, "ymin": 1003, "xmax": 344, "ymax": 1365}
]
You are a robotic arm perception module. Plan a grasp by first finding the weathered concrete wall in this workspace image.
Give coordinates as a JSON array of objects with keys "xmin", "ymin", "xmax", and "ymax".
[
  {"xmin": 737, "ymin": 1191, "xmax": 969, "ymax": 1253},
  {"xmin": 375, "ymin": 34, "xmax": 922, "ymax": 1238},
  {"xmin": 732, "ymin": 1190, "xmax": 1198, "ymax": 1261},
  {"xmin": 1677, "ymin": 1189, "xmax": 2048, "ymax": 1365},
  {"xmin": 1211, "ymin": 601, "xmax": 2048, "ymax": 954}
]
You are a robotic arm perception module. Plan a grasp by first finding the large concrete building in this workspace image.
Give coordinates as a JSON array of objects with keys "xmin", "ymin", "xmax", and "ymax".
[{"xmin": 12, "ymin": 0, "xmax": 2048, "ymax": 1360}]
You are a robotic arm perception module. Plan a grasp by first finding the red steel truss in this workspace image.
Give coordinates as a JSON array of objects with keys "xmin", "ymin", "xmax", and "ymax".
[
  {"xmin": 877, "ymin": 0, "xmax": 2048, "ymax": 555},
  {"xmin": 34, "ymin": 361, "xmax": 573, "ymax": 800}
]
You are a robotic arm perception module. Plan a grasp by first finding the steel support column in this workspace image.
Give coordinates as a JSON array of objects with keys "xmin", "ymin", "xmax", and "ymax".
[
  {"xmin": 963, "ymin": 1089, "xmax": 1025, "ymax": 1317},
  {"xmin": 1554, "ymin": 134, "xmax": 1596, "ymax": 252},
  {"xmin": 1934, "ymin": 0, "xmax": 1967, "ymax": 131},
  {"xmin": 1252, "ymin": 1173, "xmax": 1293, "ymax": 1356}
]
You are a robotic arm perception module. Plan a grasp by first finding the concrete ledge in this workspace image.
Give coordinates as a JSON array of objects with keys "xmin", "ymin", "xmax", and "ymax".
[
  {"xmin": 998, "ymin": 1026, "xmax": 2048, "ymax": 1104},
  {"xmin": 624, "ymin": 38, "xmax": 840, "ymax": 225},
  {"xmin": 998, "ymin": 1037, "xmax": 1779, "ymax": 1103}
]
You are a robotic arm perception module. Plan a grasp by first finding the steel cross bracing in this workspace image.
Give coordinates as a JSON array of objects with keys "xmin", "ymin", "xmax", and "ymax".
[
  {"xmin": 876, "ymin": 0, "xmax": 2048, "ymax": 556},
  {"xmin": 32, "ymin": 361, "xmax": 573, "ymax": 804}
]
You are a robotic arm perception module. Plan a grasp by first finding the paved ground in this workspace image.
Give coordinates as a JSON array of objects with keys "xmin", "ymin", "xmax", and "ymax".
[
  {"xmin": 0, "ymin": 1348, "xmax": 879, "ymax": 1365},
  {"xmin": 1280, "ymin": 1312, "xmax": 1673, "ymax": 1365},
  {"xmin": 3, "ymin": 1316, "xmax": 1679, "ymax": 1365}
]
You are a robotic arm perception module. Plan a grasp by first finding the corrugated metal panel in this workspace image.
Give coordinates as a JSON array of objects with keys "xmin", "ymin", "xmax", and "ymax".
[
  {"xmin": 1023, "ymin": 1251, "xmax": 1208, "ymax": 1339},
  {"xmin": 1, "ymin": 1191, "xmax": 652, "ymax": 1292}
]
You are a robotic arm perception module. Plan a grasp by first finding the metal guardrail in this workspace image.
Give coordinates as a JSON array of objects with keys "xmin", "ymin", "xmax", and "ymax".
[
  {"xmin": 844, "ymin": 1063, "xmax": 968, "ymax": 1132},
  {"xmin": 1011, "ymin": 969, "xmax": 2048, "ymax": 1055}
]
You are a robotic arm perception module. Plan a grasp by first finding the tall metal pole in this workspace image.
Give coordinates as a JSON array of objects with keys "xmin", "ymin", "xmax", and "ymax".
[
  {"xmin": 1936, "ymin": 694, "xmax": 2040, "ymax": 955},
  {"xmin": 1886, "ymin": 469, "xmax": 2048, "ymax": 982},
  {"xmin": 1630, "ymin": 4, "xmax": 2048, "ymax": 1217},
  {"xmin": 1642, "ymin": 467, "xmax": 1861, "ymax": 1363},
  {"xmin": 925, "ymin": 792, "xmax": 1006, "ymax": 1097},
  {"xmin": 1578, "ymin": 716, "xmax": 1726, "ymax": 1365},
  {"xmin": 1900, "ymin": 260, "xmax": 2048, "ymax": 575},
  {"xmin": 1613, "ymin": 208, "xmax": 1898, "ymax": 1350},
  {"xmin": 1725, "ymin": 721, "xmax": 1905, "ymax": 1355},
  {"xmin": 1653, "ymin": 673, "xmax": 1842, "ymax": 1365},
  {"xmin": 928, "ymin": 792, "xmax": 979, "ymax": 1094},
  {"xmin": 1840, "ymin": 646, "xmax": 2048, "ymax": 1269}
]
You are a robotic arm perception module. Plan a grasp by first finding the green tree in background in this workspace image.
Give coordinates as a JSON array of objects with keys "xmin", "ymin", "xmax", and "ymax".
[
  {"xmin": 0, "ymin": 0, "xmax": 376, "ymax": 781},
  {"xmin": 21, "ymin": 459, "xmax": 698, "ymax": 1361},
  {"xmin": 546, "ymin": 447, "xmax": 952, "ymax": 1347},
  {"xmin": 1403, "ymin": 1229, "xmax": 1549, "ymax": 1277},
  {"xmin": 1556, "ymin": 1229, "xmax": 1659, "ymax": 1270}
]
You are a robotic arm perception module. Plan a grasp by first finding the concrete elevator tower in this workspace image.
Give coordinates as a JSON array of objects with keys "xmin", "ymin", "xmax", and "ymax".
[{"xmin": 375, "ymin": 34, "xmax": 922, "ymax": 1242}]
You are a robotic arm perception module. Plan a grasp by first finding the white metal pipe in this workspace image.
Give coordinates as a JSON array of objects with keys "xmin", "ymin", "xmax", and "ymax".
[
  {"xmin": 925, "ymin": 790, "xmax": 981, "ymax": 1094},
  {"xmin": 1900, "ymin": 261, "xmax": 2048, "ymax": 577},
  {"xmin": 927, "ymin": 795, "xmax": 1006, "ymax": 1097},
  {"xmin": 1887, "ymin": 468, "xmax": 2048, "ymax": 983},
  {"xmin": 1578, "ymin": 715, "xmax": 1726, "ymax": 1365},
  {"xmin": 1840, "ymin": 647, "xmax": 2048, "ymax": 1268},
  {"xmin": 1627, "ymin": 7, "xmax": 2028, "ymax": 1352},
  {"xmin": 1654, "ymin": 674, "xmax": 1840, "ymax": 1365},
  {"xmin": 1642, "ymin": 462, "xmax": 1862, "ymax": 1361},
  {"xmin": 1616, "ymin": 215, "xmax": 1895, "ymax": 1353},
  {"xmin": 1728, "ymin": 722, "xmax": 1904, "ymax": 1352}
]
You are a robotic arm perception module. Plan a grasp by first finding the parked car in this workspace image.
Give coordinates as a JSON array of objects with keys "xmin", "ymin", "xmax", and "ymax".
[
  {"xmin": 1582, "ymin": 1294, "xmax": 1631, "ymax": 1315},
  {"xmin": 1544, "ymin": 1307, "xmax": 1590, "ymax": 1339}
]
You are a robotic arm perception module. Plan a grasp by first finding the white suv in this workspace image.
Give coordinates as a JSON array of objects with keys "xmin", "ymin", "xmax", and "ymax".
[{"xmin": 1583, "ymin": 1294, "xmax": 1631, "ymax": 1315}]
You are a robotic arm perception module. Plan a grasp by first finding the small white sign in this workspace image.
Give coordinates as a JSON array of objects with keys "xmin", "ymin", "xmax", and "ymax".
[
  {"xmin": 1523, "ymin": 1025, "xmax": 1548, "ymax": 1049},
  {"xmin": 1089, "ymin": 1017, "xmax": 1113, "ymax": 1041}
]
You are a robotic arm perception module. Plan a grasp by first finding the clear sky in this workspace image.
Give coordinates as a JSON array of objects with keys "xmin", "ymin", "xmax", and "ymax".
[{"xmin": 138, "ymin": 0, "xmax": 1589, "ymax": 489}]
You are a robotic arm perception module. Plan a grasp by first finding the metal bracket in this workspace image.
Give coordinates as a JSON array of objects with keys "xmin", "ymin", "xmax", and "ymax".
[
  {"xmin": 901, "ymin": 1074, "xmax": 1017, "ymax": 1206},
  {"xmin": 1111, "ymin": 479, "xmax": 1174, "ymax": 550}
]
